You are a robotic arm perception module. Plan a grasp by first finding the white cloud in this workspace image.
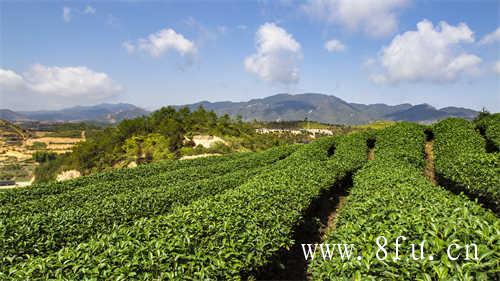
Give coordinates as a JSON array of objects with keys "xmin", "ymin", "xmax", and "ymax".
[
  {"xmin": 84, "ymin": 5, "xmax": 96, "ymax": 15},
  {"xmin": 324, "ymin": 39, "xmax": 346, "ymax": 52},
  {"xmin": 62, "ymin": 7, "xmax": 71, "ymax": 22},
  {"xmin": 362, "ymin": 58, "xmax": 376, "ymax": 68},
  {"xmin": 125, "ymin": 28, "xmax": 196, "ymax": 58},
  {"xmin": 302, "ymin": 0, "xmax": 409, "ymax": 37},
  {"xmin": 23, "ymin": 64, "xmax": 122, "ymax": 97},
  {"xmin": 122, "ymin": 41, "xmax": 135, "ymax": 54},
  {"xmin": 371, "ymin": 20, "xmax": 481, "ymax": 84},
  {"xmin": 494, "ymin": 61, "xmax": 500, "ymax": 75},
  {"xmin": 0, "ymin": 65, "xmax": 122, "ymax": 109},
  {"xmin": 244, "ymin": 23, "xmax": 302, "ymax": 84},
  {"xmin": 0, "ymin": 69, "xmax": 24, "ymax": 88},
  {"xmin": 479, "ymin": 27, "xmax": 500, "ymax": 45},
  {"xmin": 183, "ymin": 17, "xmax": 219, "ymax": 44}
]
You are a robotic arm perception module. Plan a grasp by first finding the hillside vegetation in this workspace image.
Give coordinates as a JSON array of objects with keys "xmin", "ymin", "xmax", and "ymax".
[
  {"xmin": 33, "ymin": 106, "xmax": 311, "ymax": 182},
  {"xmin": 1, "ymin": 118, "xmax": 498, "ymax": 279}
]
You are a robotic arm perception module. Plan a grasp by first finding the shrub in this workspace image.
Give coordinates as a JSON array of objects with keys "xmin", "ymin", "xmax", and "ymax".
[{"xmin": 433, "ymin": 118, "xmax": 500, "ymax": 213}]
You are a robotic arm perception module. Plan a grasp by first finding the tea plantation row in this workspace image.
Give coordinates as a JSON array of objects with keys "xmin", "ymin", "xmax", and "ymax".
[
  {"xmin": 310, "ymin": 122, "xmax": 499, "ymax": 280},
  {"xmin": 475, "ymin": 113, "xmax": 500, "ymax": 151},
  {"xmin": 0, "ymin": 145, "xmax": 298, "ymax": 270},
  {"xmin": 2, "ymin": 119, "xmax": 498, "ymax": 280},
  {"xmin": 0, "ymin": 152, "xmax": 250, "ymax": 206},
  {"xmin": 0, "ymin": 147, "xmax": 296, "ymax": 217},
  {"xmin": 3, "ymin": 133, "xmax": 369, "ymax": 279},
  {"xmin": 433, "ymin": 118, "xmax": 500, "ymax": 214}
]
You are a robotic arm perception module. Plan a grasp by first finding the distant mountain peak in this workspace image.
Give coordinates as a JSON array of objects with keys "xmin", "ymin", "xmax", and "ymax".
[
  {"xmin": 2, "ymin": 103, "xmax": 149, "ymax": 123},
  {"xmin": 2, "ymin": 94, "xmax": 480, "ymax": 125},
  {"xmin": 414, "ymin": 103, "xmax": 436, "ymax": 109},
  {"xmin": 180, "ymin": 93, "xmax": 479, "ymax": 125}
]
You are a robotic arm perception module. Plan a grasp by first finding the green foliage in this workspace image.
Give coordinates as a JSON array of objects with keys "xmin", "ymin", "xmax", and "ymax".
[
  {"xmin": 0, "ymin": 153, "xmax": 249, "ymax": 206},
  {"xmin": 475, "ymin": 113, "xmax": 500, "ymax": 151},
  {"xmin": 0, "ymin": 164, "xmax": 30, "ymax": 181},
  {"xmin": 353, "ymin": 120, "xmax": 396, "ymax": 130},
  {"xmin": 20, "ymin": 121, "xmax": 102, "ymax": 133},
  {"xmin": 35, "ymin": 106, "xmax": 303, "ymax": 181},
  {"xmin": 180, "ymin": 142, "xmax": 233, "ymax": 156},
  {"xmin": 32, "ymin": 154, "xmax": 72, "ymax": 183},
  {"xmin": 433, "ymin": 118, "xmax": 500, "ymax": 213},
  {"xmin": 27, "ymin": 141, "xmax": 47, "ymax": 150},
  {"xmin": 2, "ymin": 134, "xmax": 369, "ymax": 279},
  {"xmin": 179, "ymin": 145, "xmax": 206, "ymax": 156},
  {"xmin": 3, "ymin": 118, "xmax": 496, "ymax": 279},
  {"xmin": 255, "ymin": 120, "xmax": 346, "ymax": 130},
  {"xmin": 31, "ymin": 151, "xmax": 57, "ymax": 163},
  {"xmin": 434, "ymin": 118, "xmax": 486, "ymax": 154},
  {"xmin": 221, "ymin": 133, "xmax": 305, "ymax": 153},
  {"xmin": 311, "ymin": 159, "xmax": 500, "ymax": 280},
  {"xmin": 374, "ymin": 122, "xmax": 426, "ymax": 168},
  {"xmin": 123, "ymin": 133, "xmax": 174, "ymax": 163},
  {"xmin": 310, "ymin": 122, "xmax": 500, "ymax": 280},
  {"xmin": 0, "ymin": 146, "xmax": 298, "ymax": 270}
]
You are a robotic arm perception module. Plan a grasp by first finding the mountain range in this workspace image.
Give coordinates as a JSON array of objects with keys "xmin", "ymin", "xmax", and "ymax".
[
  {"xmin": 0, "ymin": 103, "xmax": 149, "ymax": 124},
  {"xmin": 1, "ymin": 93, "xmax": 480, "ymax": 125},
  {"xmin": 182, "ymin": 93, "xmax": 479, "ymax": 125}
]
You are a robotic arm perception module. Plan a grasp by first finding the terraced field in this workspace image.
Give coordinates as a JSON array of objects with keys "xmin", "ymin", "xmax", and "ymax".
[{"xmin": 1, "ymin": 119, "xmax": 498, "ymax": 280}]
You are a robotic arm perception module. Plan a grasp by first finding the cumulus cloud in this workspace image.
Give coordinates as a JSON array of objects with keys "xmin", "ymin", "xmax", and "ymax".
[
  {"xmin": 244, "ymin": 23, "xmax": 302, "ymax": 84},
  {"xmin": 122, "ymin": 41, "xmax": 135, "ymax": 54},
  {"xmin": 0, "ymin": 65, "xmax": 122, "ymax": 109},
  {"xmin": 125, "ymin": 28, "xmax": 196, "ymax": 59},
  {"xmin": 62, "ymin": 7, "xmax": 71, "ymax": 22},
  {"xmin": 0, "ymin": 69, "xmax": 24, "ymax": 88},
  {"xmin": 370, "ymin": 20, "xmax": 482, "ymax": 84},
  {"xmin": 494, "ymin": 61, "xmax": 500, "ymax": 75},
  {"xmin": 479, "ymin": 27, "xmax": 500, "ymax": 45},
  {"xmin": 61, "ymin": 5, "xmax": 95, "ymax": 23},
  {"xmin": 324, "ymin": 39, "xmax": 346, "ymax": 52},
  {"xmin": 83, "ymin": 5, "xmax": 96, "ymax": 15},
  {"xmin": 362, "ymin": 58, "xmax": 376, "ymax": 68},
  {"xmin": 302, "ymin": 0, "xmax": 409, "ymax": 37}
]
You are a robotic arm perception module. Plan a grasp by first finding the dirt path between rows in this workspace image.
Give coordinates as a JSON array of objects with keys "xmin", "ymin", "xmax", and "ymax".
[
  {"xmin": 424, "ymin": 140, "xmax": 437, "ymax": 185},
  {"xmin": 252, "ymin": 174, "xmax": 352, "ymax": 281},
  {"xmin": 253, "ymin": 145, "xmax": 376, "ymax": 280},
  {"xmin": 368, "ymin": 147, "xmax": 375, "ymax": 161}
]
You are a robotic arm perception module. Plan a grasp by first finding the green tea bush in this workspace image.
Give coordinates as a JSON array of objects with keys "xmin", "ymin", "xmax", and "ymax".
[
  {"xmin": 3, "ymin": 134, "xmax": 368, "ymax": 280},
  {"xmin": 0, "ymin": 152, "xmax": 250, "ymax": 206},
  {"xmin": 433, "ymin": 118, "xmax": 500, "ymax": 213},
  {"xmin": 310, "ymin": 159, "xmax": 500, "ymax": 280},
  {"xmin": 374, "ymin": 122, "xmax": 426, "ymax": 168},
  {"xmin": 310, "ymin": 122, "xmax": 499, "ymax": 280},
  {"xmin": 475, "ymin": 113, "xmax": 500, "ymax": 151},
  {"xmin": 0, "ymin": 145, "xmax": 298, "ymax": 269}
]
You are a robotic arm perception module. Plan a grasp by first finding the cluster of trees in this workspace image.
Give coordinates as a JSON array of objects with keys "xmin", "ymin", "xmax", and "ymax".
[
  {"xmin": 20, "ymin": 122, "xmax": 102, "ymax": 138},
  {"xmin": 34, "ymin": 106, "xmax": 302, "ymax": 182},
  {"xmin": 32, "ymin": 151, "xmax": 57, "ymax": 163}
]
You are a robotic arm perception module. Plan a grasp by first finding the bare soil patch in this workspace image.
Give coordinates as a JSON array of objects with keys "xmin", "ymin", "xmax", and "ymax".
[{"xmin": 424, "ymin": 141, "xmax": 437, "ymax": 185}]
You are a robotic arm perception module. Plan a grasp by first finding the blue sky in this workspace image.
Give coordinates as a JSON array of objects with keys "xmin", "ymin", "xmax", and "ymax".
[{"xmin": 1, "ymin": 0, "xmax": 499, "ymax": 111}]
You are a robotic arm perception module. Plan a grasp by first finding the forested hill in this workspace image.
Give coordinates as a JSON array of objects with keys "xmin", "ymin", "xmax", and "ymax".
[
  {"xmin": 1, "ymin": 103, "xmax": 148, "ymax": 124},
  {"xmin": 3, "ymin": 94, "xmax": 481, "ymax": 125},
  {"xmin": 182, "ymin": 93, "xmax": 479, "ymax": 124},
  {"xmin": 33, "ymin": 106, "xmax": 308, "ymax": 182}
]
